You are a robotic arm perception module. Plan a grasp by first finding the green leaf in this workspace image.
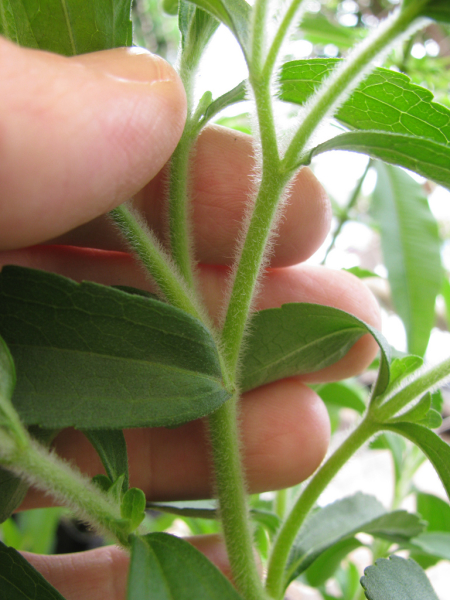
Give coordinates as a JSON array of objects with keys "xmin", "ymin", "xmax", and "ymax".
[
  {"xmin": 240, "ymin": 303, "xmax": 390, "ymax": 396},
  {"xmin": 317, "ymin": 381, "xmax": 367, "ymax": 415},
  {"xmin": 308, "ymin": 131, "xmax": 450, "ymax": 190},
  {"xmin": 409, "ymin": 531, "xmax": 450, "ymax": 561},
  {"xmin": 420, "ymin": 0, "xmax": 450, "ymax": 23},
  {"xmin": 179, "ymin": 0, "xmax": 219, "ymax": 63},
  {"xmin": 0, "ymin": 540, "xmax": 67, "ymax": 599},
  {"xmin": 299, "ymin": 12, "xmax": 364, "ymax": 49},
  {"xmin": 280, "ymin": 61, "xmax": 450, "ymax": 146},
  {"xmin": 389, "ymin": 356, "xmax": 424, "ymax": 388},
  {"xmin": 185, "ymin": 0, "xmax": 251, "ymax": 57},
  {"xmin": 200, "ymin": 80, "xmax": 247, "ymax": 129},
  {"xmin": 0, "ymin": 266, "xmax": 231, "ymax": 429},
  {"xmin": 0, "ymin": 0, "xmax": 133, "ymax": 56},
  {"xmin": 371, "ymin": 163, "xmax": 442, "ymax": 356},
  {"xmin": 416, "ymin": 492, "xmax": 450, "ymax": 532},
  {"xmin": 304, "ymin": 537, "xmax": 363, "ymax": 588},
  {"xmin": 286, "ymin": 493, "xmax": 423, "ymax": 584},
  {"xmin": 121, "ymin": 488, "xmax": 146, "ymax": 531},
  {"xmin": 417, "ymin": 407, "xmax": 443, "ymax": 430},
  {"xmin": 385, "ymin": 422, "xmax": 450, "ymax": 501},
  {"xmin": 0, "ymin": 469, "xmax": 27, "ymax": 525},
  {"xmin": 127, "ymin": 533, "xmax": 244, "ymax": 600},
  {"xmin": 344, "ymin": 267, "xmax": 380, "ymax": 279},
  {"xmin": 83, "ymin": 429, "xmax": 129, "ymax": 493},
  {"xmin": 146, "ymin": 500, "xmax": 280, "ymax": 533},
  {"xmin": 361, "ymin": 555, "xmax": 439, "ymax": 600}
]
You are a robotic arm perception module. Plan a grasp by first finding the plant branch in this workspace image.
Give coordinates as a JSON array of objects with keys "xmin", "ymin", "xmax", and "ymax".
[
  {"xmin": 110, "ymin": 203, "xmax": 203, "ymax": 321},
  {"xmin": 282, "ymin": 4, "xmax": 429, "ymax": 174},
  {"xmin": 0, "ymin": 429, "xmax": 130, "ymax": 547},
  {"xmin": 262, "ymin": 0, "xmax": 307, "ymax": 81},
  {"xmin": 208, "ymin": 395, "xmax": 270, "ymax": 600},
  {"xmin": 265, "ymin": 418, "xmax": 379, "ymax": 599}
]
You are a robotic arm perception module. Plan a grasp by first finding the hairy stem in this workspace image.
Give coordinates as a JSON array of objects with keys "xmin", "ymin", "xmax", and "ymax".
[
  {"xmin": 110, "ymin": 203, "xmax": 203, "ymax": 320},
  {"xmin": 265, "ymin": 419, "xmax": 378, "ymax": 599},
  {"xmin": 282, "ymin": 4, "xmax": 428, "ymax": 173},
  {"xmin": 0, "ymin": 430, "xmax": 129, "ymax": 547},
  {"xmin": 262, "ymin": 0, "xmax": 307, "ymax": 80},
  {"xmin": 208, "ymin": 395, "xmax": 269, "ymax": 600}
]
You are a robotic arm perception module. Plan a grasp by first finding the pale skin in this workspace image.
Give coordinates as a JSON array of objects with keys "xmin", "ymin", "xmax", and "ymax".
[{"xmin": 0, "ymin": 37, "xmax": 381, "ymax": 599}]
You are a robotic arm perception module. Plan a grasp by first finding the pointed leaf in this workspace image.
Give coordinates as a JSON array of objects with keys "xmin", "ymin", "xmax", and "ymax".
[
  {"xmin": 0, "ymin": 266, "xmax": 231, "ymax": 429},
  {"xmin": 185, "ymin": 0, "xmax": 251, "ymax": 57},
  {"xmin": 286, "ymin": 493, "xmax": 422, "ymax": 584},
  {"xmin": 416, "ymin": 492, "xmax": 450, "ymax": 532},
  {"xmin": 304, "ymin": 537, "xmax": 363, "ymax": 587},
  {"xmin": 121, "ymin": 488, "xmax": 146, "ymax": 531},
  {"xmin": 384, "ymin": 422, "xmax": 450, "ymax": 501},
  {"xmin": 361, "ymin": 555, "xmax": 439, "ymax": 600},
  {"xmin": 200, "ymin": 80, "xmax": 247, "ymax": 129},
  {"xmin": 0, "ymin": 541, "xmax": 67, "ymax": 599},
  {"xmin": 317, "ymin": 381, "xmax": 367, "ymax": 415},
  {"xmin": 83, "ymin": 429, "xmax": 129, "ymax": 493},
  {"xmin": 280, "ymin": 61, "xmax": 450, "ymax": 146},
  {"xmin": 299, "ymin": 13, "xmax": 363, "ymax": 49},
  {"xmin": 308, "ymin": 131, "xmax": 450, "ymax": 190},
  {"xmin": 127, "ymin": 533, "xmax": 244, "ymax": 600},
  {"xmin": 240, "ymin": 303, "xmax": 390, "ymax": 395},
  {"xmin": 0, "ymin": 0, "xmax": 133, "ymax": 55},
  {"xmin": 371, "ymin": 163, "xmax": 442, "ymax": 356}
]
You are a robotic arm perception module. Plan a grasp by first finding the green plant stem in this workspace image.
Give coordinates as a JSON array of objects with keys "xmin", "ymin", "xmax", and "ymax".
[
  {"xmin": 322, "ymin": 159, "xmax": 372, "ymax": 263},
  {"xmin": 0, "ymin": 430, "xmax": 129, "ymax": 547},
  {"xmin": 168, "ymin": 55, "xmax": 197, "ymax": 290},
  {"xmin": 208, "ymin": 395, "xmax": 269, "ymax": 600},
  {"xmin": 282, "ymin": 4, "xmax": 428, "ymax": 173},
  {"xmin": 262, "ymin": 0, "xmax": 306, "ymax": 80},
  {"xmin": 371, "ymin": 355, "xmax": 450, "ymax": 421},
  {"xmin": 220, "ymin": 166, "xmax": 286, "ymax": 377},
  {"xmin": 274, "ymin": 488, "xmax": 288, "ymax": 520},
  {"xmin": 110, "ymin": 203, "xmax": 202, "ymax": 320},
  {"xmin": 265, "ymin": 418, "xmax": 379, "ymax": 599},
  {"xmin": 251, "ymin": 0, "xmax": 269, "ymax": 73}
]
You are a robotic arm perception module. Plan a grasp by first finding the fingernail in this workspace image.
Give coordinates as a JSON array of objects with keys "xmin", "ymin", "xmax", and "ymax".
[{"xmin": 72, "ymin": 47, "xmax": 178, "ymax": 85}]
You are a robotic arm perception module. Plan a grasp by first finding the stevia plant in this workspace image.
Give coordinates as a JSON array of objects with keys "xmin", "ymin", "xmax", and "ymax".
[{"xmin": 1, "ymin": 1, "xmax": 450, "ymax": 599}]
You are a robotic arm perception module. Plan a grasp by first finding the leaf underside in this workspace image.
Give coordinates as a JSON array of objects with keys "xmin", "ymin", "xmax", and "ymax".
[
  {"xmin": 240, "ymin": 303, "xmax": 390, "ymax": 395},
  {"xmin": 0, "ymin": 266, "xmax": 231, "ymax": 429},
  {"xmin": 361, "ymin": 555, "xmax": 439, "ymax": 600},
  {"xmin": 127, "ymin": 533, "xmax": 244, "ymax": 600}
]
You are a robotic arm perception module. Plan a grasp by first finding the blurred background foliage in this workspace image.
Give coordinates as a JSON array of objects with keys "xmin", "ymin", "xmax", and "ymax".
[{"xmin": 2, "ymin": 1, "xmax": 450, "ymax": 599}]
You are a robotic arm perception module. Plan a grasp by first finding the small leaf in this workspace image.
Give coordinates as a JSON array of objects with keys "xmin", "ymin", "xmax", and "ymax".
[
  {"xmin": 371, "ymin": 163, "xmax": 442, "ymax": 357},
  {"xmin": 304, "ymin": 537, "xmax": 363, "ymax": 587},
  {"xmin": 127, "ymin": 533, "xmax": 244, "ymax": 600},
  {"xmin": 83, "ymin": 429, "xmax": 129, "ymax": 493},
  {"xmin": 0, "ymin": 266, "xmax": 231, "ymax": 429},
  {"xmin": 417, "ymin": 407, "xmax": 443, "ymax": 430},
  {"xmin": 240, "ymin": 303, "xmax": 390, "ymax": 396},
  {"xmin": 200, "ymin": 80, "xmax": 247, "ymax": 128},
  {"xmin": 286, "ymin": 493, "xmax": 423, "ymax": 585},
  {"xmin": 308, "ymin": 131, "xmax": 450, "ymax": 190},
  {"xmin": 317, "ymin": 381, "xmax": 367, "ymax": 415},
  {"xmin": 0, "ymin": 0, "xmax": 133, "ymax": 55},
  {"xmin": 185, "ymin": 0, "xmax": 251, "ymax": 57},
  {"xmin": 92, "ymin": 474, "xmax": 113, "ymax": 494},
  {"xmin": 389, "ymin": 356, "xmax": 424, "ymax": 388},
  {"xmin": 121, "ymin": 488, "xmax": 146, "ymax": 531},
  {"xmin": 0, "ymin": 540, "xmax": 67, "ymax": 599},
  {"xmin": 385, "ymin": 422, "xmax": 450, "ymax": 501},
  {"xmin": 361, "ymin": 555, "xmax": 439, "ymax": 600},
  {"xmin": 344, "ymin": 267, "xmax": 380, "ymax": 279},
  {"xmin": 416, "ymin": 492, "xmax": 450, "ymax": 532}
]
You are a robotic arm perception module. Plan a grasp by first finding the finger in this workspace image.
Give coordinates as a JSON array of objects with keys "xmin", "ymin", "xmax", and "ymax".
[
  {"xmin": 21, "ymin": 376, "xmax": 329, "ymax": 509},
  {"xmin": 0, "ymin": 245, "xmax": 380, "ymax": 381},
  {"xmin": 51, "ymin": 126, "xmax": 332, "ymax": 268},
  {"xmin": 22, "ymin": 535, "xmax": 231, "ymax": 600},
  {"xmin": 0, "ymin": 39, "xmax": 186, "ymax": 250}
]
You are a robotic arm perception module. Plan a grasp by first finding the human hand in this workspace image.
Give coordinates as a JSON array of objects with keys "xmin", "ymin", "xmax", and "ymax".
[{"xmin": 0, "ymin": 37, "xmax": 380, "ymax": 599}]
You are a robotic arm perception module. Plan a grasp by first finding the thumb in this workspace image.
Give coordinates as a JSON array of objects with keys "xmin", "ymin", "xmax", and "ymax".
[{"xmin": 0, "ymin": 38, "xmax": 186, "ymax": 250}]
